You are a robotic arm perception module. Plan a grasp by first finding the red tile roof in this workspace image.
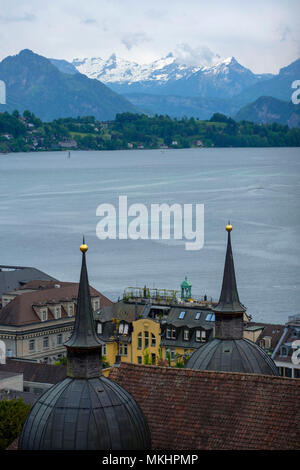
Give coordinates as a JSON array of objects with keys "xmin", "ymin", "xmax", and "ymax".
[
  {"xmin": 110, "ymin": 363, "xmax": 300, "ymax": 450},
  {"xmin": 0, "ymin": 283, "xmax": 112, "ymax": 326}
]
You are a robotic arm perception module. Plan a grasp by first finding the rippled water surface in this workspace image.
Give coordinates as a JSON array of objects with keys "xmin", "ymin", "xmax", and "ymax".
[{"xmin": 0, "ymin": 147, "xmax": 299, "ymax": 324}]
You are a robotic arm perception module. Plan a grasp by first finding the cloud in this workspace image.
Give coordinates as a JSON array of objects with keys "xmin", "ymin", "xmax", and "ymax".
[
  {"xmin": 81, "ymin": 18, "xmax": 97, "ymax": 25},
  {"xmin": 0, "ymin": 13, "xmax": 36, "ymax": 23},
  {"xmin": 121, "ymin": 32, "xmax": 151, "ymax": 50},
  {"xmin": 173, "ymin": 43, "xmax": 220, "ymax": 67},
  {"xmin": 276, "ymin": 24, "xmax": 292, "ymax": 42}
]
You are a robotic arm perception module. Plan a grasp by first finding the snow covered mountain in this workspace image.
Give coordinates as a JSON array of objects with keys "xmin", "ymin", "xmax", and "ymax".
[{"xmin": 72, "ymin": 53, "xmax": 273, "ymax": 98}]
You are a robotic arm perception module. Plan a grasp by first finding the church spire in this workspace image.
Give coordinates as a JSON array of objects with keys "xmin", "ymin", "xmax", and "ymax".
[
  {"xmin": 214, "ymin": 223, "xmax": 246, "ymax": 314},
  {"xmin": 65, "ymin": 238, "xmax": 103, "ymax": 378}
]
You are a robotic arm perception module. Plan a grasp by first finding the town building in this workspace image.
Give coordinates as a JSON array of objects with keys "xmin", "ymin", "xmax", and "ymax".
[
  {"xmin": 0, "ymin": 279, "xmax": 112, "ymax": 364},
  {"xmin": 96, "ymin": 283, "xmax": 221, "ymax": 368},
  {"xmin": 243, "ymin": 322, "xmax": 285, "ymax": 355},
  {"xmin": 0, "ymin": 357, "xmax": 66, "ymax": 396},
  {"xmin": 272, "ymin": 314, "xmax": 300, "ymax": 378},
  {"xmin": 0, "ymin": 265, "xmax": 57, "ymax": 298}
]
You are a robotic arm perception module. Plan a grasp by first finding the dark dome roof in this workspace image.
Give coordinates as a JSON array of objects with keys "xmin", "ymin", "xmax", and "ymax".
[
  {"xmin": 19, "ymin": 375, "xmax": 151, "ymax": 450},
  {"xmin": 185, "ymin": 338, "xmax": 278, "ymax": 376}
]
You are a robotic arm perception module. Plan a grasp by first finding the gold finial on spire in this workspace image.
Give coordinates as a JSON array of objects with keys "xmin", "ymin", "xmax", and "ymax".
[
  {"xmin": 80, "ymin": 236, "xmax": 88, "ymax": 253},
  {"xmin": 226, "ymin": 221, "xmax": 232, "ymax": 232}
]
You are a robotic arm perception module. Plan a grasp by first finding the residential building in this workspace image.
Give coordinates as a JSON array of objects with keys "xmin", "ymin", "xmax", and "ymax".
[
  {"xmin": 0, "ymin": 279, "xmax": 112, "ymax": 364},
  {"xmin": 244, "ymin": 322, "xmax": 285, "ymax": 355},
  {"xmin": 0, "ymin": 265, "xmax": 57, "ymax": 298},
  {"xmin": 96, "ymin": 285, "xmax": 221, "ymax": 368},
  {"xmin": 272, "ymin": 314, "xmax": 300, "ymax": 378}
]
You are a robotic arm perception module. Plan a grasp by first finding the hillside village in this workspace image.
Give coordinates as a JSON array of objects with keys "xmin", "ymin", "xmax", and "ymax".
[{"xmin": 1, "ymin": 110, "xmax": 300, "ymax": 154}]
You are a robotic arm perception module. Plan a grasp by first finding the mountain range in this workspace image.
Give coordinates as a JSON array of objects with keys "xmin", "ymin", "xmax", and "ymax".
[
  {"xmin": 69, "ymin": 53, "xmax": 300, "ymax": 124},
  {"xmin": 0, "ymin": 49, "xmax": 299, "ymax": 126},
  {"xmin": 0, "ymin": 50, "xmax": 136, "ymax": 121}
]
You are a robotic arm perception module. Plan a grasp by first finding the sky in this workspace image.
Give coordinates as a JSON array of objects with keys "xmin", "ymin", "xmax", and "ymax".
[{"xmin": 0, "ymin": 0, "xmax": 299, "ymax": 73}]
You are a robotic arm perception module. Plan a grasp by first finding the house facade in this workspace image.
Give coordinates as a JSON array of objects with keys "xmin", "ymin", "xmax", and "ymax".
[{"xmin": 0, "ymin": 280, "xmax": 112, "ymax": 364}]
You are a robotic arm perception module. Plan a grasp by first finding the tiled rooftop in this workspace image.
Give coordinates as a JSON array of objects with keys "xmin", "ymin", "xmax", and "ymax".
[{"xmin": 110, "ymin": 362, "xmax": 300, "ymax": 450}]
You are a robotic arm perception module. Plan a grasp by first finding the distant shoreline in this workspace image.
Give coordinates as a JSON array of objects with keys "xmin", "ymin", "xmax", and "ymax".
[{"xmin": 1, "ymin": 111, "xmax": 299, "ymax": 153}]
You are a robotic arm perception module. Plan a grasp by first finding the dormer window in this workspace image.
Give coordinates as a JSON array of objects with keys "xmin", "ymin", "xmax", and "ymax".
[
  {"xmin": 93, "ymin": 299, "xmax": 100, "ymax": 311},
  {"xmin": 68, "ymin": 305, "xmax": 73, "ymax": 317},
  {"xmin": 179, "ymin": 311, "xmax": 186, "ymax": 319},
  {"xmin": 184, "ymin": 329, "xmax": 189, "ymax": 341},
  {"xmin": 196, "ymin": 329, "xmax": 206, "ymax": 342},
  {"xmin": 55, "ymin": 306, "xmax": 61, "ymax": 319},
  {"xmin": 41, "ymin": 309, "xmax": 47, "ymax": 322}
]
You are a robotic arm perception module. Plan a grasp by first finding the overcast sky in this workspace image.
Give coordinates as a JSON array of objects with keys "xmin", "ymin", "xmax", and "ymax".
[{"xmin": 0, "ymin": 0, "xmax": 299, "ymax": 73}]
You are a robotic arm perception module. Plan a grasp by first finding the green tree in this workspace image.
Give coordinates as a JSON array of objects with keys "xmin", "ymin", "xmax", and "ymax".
[
  {"xmin": 54, "ymin": 356, "xmax": 67, "ymax": 366},
  {"xmin": 143, "ymin": 348, "xmax": 151, "ymax": 365},
  {"xmin": 0, "ymin": 398, "xmax": 31, "ymax": 450}
]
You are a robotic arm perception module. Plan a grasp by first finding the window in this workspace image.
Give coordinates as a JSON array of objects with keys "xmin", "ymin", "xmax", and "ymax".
[
  {"xmin": 280, "ymin": 346, "xmax": 288, "ymax": 357},
  {"xmin": 29, "ymin": 339, "xmax": 35, "ymax": 351},
  {"xmin": 55, "ymin": 307, "xmax": 61, "ymax": 319},
  {"xmin": 57, "ymin": 334, "xmax": 62, "ymax": 345},
  {"xmin": 151, "ymin": 353, "xmax": 156, "ymax": 365},
  {"xmin": 179, "ymin": 311, "xmax": 186, "ymax": 319},
  {"xmin": 119, "ymin": 323, "xmax": 128, "ymax": 334},
  {"xmin": 97, "ymin": 323, "xmax": 102, "ymax": 334},
  {"xmin": 94, "ymin": 300, "xmax": 99, "ymax": 311},
  {"xmin": 68, "ymin": 305, "xmax": 73, "ymax": 316},
  {"xmin": 171, "ymin": 328, "xmax": 176, "ymax": 339},
  {"xmin": 43, "ymin": 337, "xmax": 49, "ymax": 349},
  {"xmin": 166, "ymin": 328, "xmax": 171, "ymax": 339},
  {"xmin": 138, "ymin": 333, "xmax": 142, "ymax": 350},
  {"xmin": 103, "ymin": 344, "xmax": 107, "ymax": 356},
  {"xmin": 120, "ymin": 343, "xmax": 128, "ymax": 356},
  {"xmin": 205, "ymin": 313, "xmax": 215, "ymax": 321},
  {"xmin": 137, "ymin": 356, "xmax": 142, "ymax": 364},
  {"xmin": 41, "ymin": 309, "xmax": 47, "ymax": 321},
  {"xmin": 165, "ymin": 348, "xmax": 175, "ymax": 361},
  {"xmin": 195, "ymin": 312, "xmax": 201, "ymax": 320},
  {"xmin": 144, "ymin": 331, "xmax": 149, "ymax": 348},
  {"xmin": 184, "ymin": 329, "xmax": 189, "ymax": 341},
  {"xmin": 196, "ymin": 330, "xmax": 206, "ymax": 342},
  {"xmin": 151, "ymin": 333, "xmax": 156, "ymax": 347}
]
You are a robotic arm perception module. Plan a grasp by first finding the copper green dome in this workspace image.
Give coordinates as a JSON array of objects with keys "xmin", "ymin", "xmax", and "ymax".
[{"xmin": 181, "ymin": 276, "xmax": 192, "ymax": 288}]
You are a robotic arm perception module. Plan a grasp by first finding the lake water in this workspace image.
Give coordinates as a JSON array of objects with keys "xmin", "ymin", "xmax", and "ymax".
[{"xmin": 0, "ymin": 147, "xmax": 299, "ymax": 324}]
